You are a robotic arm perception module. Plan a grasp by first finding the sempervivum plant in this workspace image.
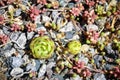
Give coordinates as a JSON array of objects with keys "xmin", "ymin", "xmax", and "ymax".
[
  {"xmin": 30, "ymin": 36, "xmax": 55, "ymax": 59},
  {"xmin": 67, "ymin": 40, "xmax": 81, "ymax": 55}
]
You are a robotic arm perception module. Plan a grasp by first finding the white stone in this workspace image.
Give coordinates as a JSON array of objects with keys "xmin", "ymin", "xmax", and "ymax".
[
  {"xmin": 10, "ymin": 32, "xmax": 21, "ymax": 42},
  {"xmin": 38, "ymin": 64, "xmax": 46, "ymax": 78},
  {"xmin": 16, "ymin": 33, "xmax": 27, "ymax": 49},
  {"xmin": 87, "ymin": 24, "xmax": 98, "ymax": 31},
  {"xmin": 59, "ymin": 22, "xmax": 75, "ymax": 32},
  {"xmin": 10, "ymin": 68, "xmax": 24, "ymax": 77},
  {"xmin": 4, "ymin": 48, "xmax": 16, "ymax": 57},
  {"xmin": 27, "ymin": 32, "xmax": 34, "ymax": 40},
  {"xmin": 42, "ymin": 15, "xmax": 51, "ymax": 22}
]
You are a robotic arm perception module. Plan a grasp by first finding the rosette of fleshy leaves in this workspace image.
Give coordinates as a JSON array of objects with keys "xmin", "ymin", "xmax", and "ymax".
[
  {"xmin": 67, "ymin": 40, "xmax": 81, "ymax": 55},
  {"xmin": 30, "ymin": 36, "xmax": 55, "ymax": 59}
]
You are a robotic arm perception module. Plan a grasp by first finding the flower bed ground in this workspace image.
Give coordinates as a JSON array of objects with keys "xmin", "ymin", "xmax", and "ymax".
[{"xmin": 0, "ymin": 0, "xmax": 120, "ymax": 80}]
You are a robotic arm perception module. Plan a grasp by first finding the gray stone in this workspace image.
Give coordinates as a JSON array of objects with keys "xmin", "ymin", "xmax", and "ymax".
[
  {"xmin": 2, "ymin": 27, "xmax": 11, "ymax": 35},
  {"xmin": 35, "ymin": 60, "xmax": 41, "ymax": 71},
  {"xmin": 10, "ymin": 32, "xmax": 21, "ymax": 42},
  {"xmin": 14, "ymin": 9, "xmax": 21, "ymax": 16},
  {"xmin": 10, "ymin": 57, "xmax": 24, "ymax": 68},
  {"xmin": 0, "ymin": 9, "xmax": 5, "ymax": 15},
  {"xmin": 26, "ymin": 63, "xmax": 37, "ymax": 72},
  {"xmin": 17, "ymin": 49, "xmax": 25, "ymax": 57},
  {"xmin": 22, "ymin": 55, "xmax": 30, "ymax": 64},
  {"xmin": 4, "ymin": 48, "xmax": 16, "ymax": 57},
  {"xmin": 46, "ymin": 69, "xmax": 53, "ymax": 78},
  {"xmin": 10, "ymin": 68, "xmax": 24, "ymax": 77},
  {"xmin": 87, "ymin": 24, "xmax": 98, "ymax": 31},
  {"xmin": 78, "ymin": 54, "xmax": 89, "ymax": 64},
  {"xmin": 38, "ymin": 64, "xmax": 46, "ymax": 78},
  {"xmin": 2, "ymin": 43, "xmax": 12, "ymax": 51},
  {"xmin": 35, "ymin": 15, "xmax": 41, "ymax": 24},
  {"xmin": 59, "ymin": 0, "xmax": 68, "ymax": 7},
  {"xmin": 0, "ymin": 29, "xmax": 3, "ymax": 34},
  {"xmin": 94, "ymin": 73, "xmax": 106, "ymax": 80},
  {"xmin": 27, "ymin": 32, "xmax": 34, "ymax": 40},
  {"xmin": 59, "ymin": 22, "xmax": 75, "ymax": 32},
  {"xmin": 65, "ymin": 31, "xmax": 74, "ymax": 39},
  {"xmin": 15, "ymin": 33, "xmax": 27, "ymax": 49},
  {"xmin": 47, "ymin": 62, "xmax": 56, "ymax": 69},
  {"xmin": 42, "ymin": 15, "xmax": 51, "ymax": 22},
  {"xmin": 70, "ymin": 75, "xmax": 82, "ymax": 80},
  {"xmin": 68, "ymin": 3, "xmax": 75, "ymax": 8},
  {"xmin": 51, "ymin": 74, "xmax": 64, "ymax": 80}
]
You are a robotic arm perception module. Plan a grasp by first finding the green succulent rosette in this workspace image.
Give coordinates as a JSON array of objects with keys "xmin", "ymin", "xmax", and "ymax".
[
  {"xmin": 30, "ymin": 36, "xmax": 55, "ymax": 59},
  {"xmin": 67, "ymin": 40, "xmax": 81, "ymax": 55}
]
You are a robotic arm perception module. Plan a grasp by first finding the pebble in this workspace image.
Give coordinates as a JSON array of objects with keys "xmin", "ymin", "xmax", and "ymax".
[
  {"xmin": 87, "ymin": 24, "xmax": 99, "ymax": 31},
  {"xmin": 38, "ymin": 64, "xmax": 46, "ymax": 78},
  {"xmin": 59, "ymin": 22, "xmax": 75, "ymax": 32},
  {"xmin": 4, "ymin": 48, "xmax": 16, "ymax": 57},
  {"xmin": 27, "ymin": 32, "xmax": 34, "ymax": 40},
  {"xmin": 70, "ymin": 75, "xmax": 82, "ymax": 80},
  {"xmin": 10, "ymin": 32, "xmax": 21, "ymax": 42},
  {"xmin": 10, "ymin": 67, "xmax": 24, "ymax": 77},
  {"xmin": 78, "ymin": 54, "xmax": 89, "ymax": 64},
  {"xmin": 94, "ymin": 73, "xmax": 106, "ymax": 80},
  {"xmin": 10, "ymin": 57, "xmax": 24, "ymax": 68},
  {"xmin": 15, "ymin": 33, "xmax": 27, "ymax": 49},
  {"xmin": 26, "ymin": 63, "xmax": 37, "ymax": 72}
]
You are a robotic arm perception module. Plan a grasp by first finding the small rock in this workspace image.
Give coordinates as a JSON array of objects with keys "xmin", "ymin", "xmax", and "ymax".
[
  {"xmin": 38, "ymin": 64, "xmax": 46, "ymax": 78},
  {"xmin": 70, "ymin": 75, "xmax": 82, "ymax": 80},
  {"xmin": 94, "ymin": 55, "xmax": 103, "ymax": 68},
  {"xmin": 59, "ymin": 22, "xmax": 75, "ymax": 32},
  {"xmin": 78, "ymin": 54, "xmax": 89, "ymax": 64},
  {"xmin": 2, "ymin": 27, "xmax": 11, "ymax": 35},
  {"xmin": 59, "ymin": 0, "xmax": 67, "ymax": 7},
  {"xmin": 35, "ymin": 60, "xmax": 41, "ymax": 71},
  {"xmin": 10, "ymin": 57, "xmax": 24, "ymax": 68},
  {"xmin": 104, "ymin": 64, "xmax": 114, "ymax": 70},
  {"xmin": 15, "ymin": 33, "xmax": 27, "ymax": 49},
  {"xmin": 0, "ymin": 9, "xmax": 5, "ymax": 15},
  {"xmin": 35, "ymin": 15, "xmax": 41, "ymax": 24},
  {"xmin": 94, "ymin": 73, "xmax": 106, "ymax": 80},
  {"xmin": 47, "ymin": 62, "xmax": 56, "ymax": 69},
  {"xmin": 27, "ymin": 32, "xmax": 34, "ymax": 40},
  {"xmin": 10, "ymin": 32, "xmax": 21, "ymax": 42},
  {"xmin": 2, "ymin": 43, "xmax": 12, "ymax": 51},
  {"xmin": 14, "ymin": 9, "xmax": 21, "ymax": 16},
  {"xmin": 105, "ymin": 43, "xmax": 115, "ymax": 54},
  {"xmin": 51, "ymin": 74, "xmax": 64, "ymax": 80},
  {"xmin": 22, "ymin": 55, "xmax": 30, "ymax": 64},
  {"xmin": 71, "ymin": 34, "xmax": 80, "ymax": 40},
  {"xmin": 87, "ymin": 24, "xmax": 98, "ymax": 31},
  {"xmin": 10, "ymin": 68, "xmax": 24, "ymax": 77},
  {"xmin": 46, "ymin": 69, "xmax": 53, "ymax": 79},
  {"xmin": 42, "ymin": 15, "xmax": 51, "ymax": 22},
  {"xmin": 0, "ymin": 29, "xmax": 3, "ymax": 34},
  {"xmin": 17, "ymin": 49, "xmax": 25, "ymax": 57},
  {"xmin": 26, "ymin": 63, "xmax": 37, "ymax": 72},
  {"xmin": 4, "ymin": 48, "xmax": 16, "ymax": 57},
  {"xmin": 65, "ymin": 31, "xmax": 74, "ymax": 39},
  {"xmin": 68, "ymin": 3, "xmax": 75, "ymax": 8}
]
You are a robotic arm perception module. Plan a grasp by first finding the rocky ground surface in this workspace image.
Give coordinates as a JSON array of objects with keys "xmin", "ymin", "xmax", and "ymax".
[{"xmin": 0, "ymin": 0, "xmax": 120, "ymax": 80}]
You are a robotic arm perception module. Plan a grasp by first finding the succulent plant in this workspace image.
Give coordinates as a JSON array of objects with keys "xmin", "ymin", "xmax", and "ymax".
[
  {"xmin": 30, "ymin": 36, "xmax": 55, "ymax": 59},
  {"xmin": 67, "ymin": 40, "xmax": 81, "ymax": 55}
]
